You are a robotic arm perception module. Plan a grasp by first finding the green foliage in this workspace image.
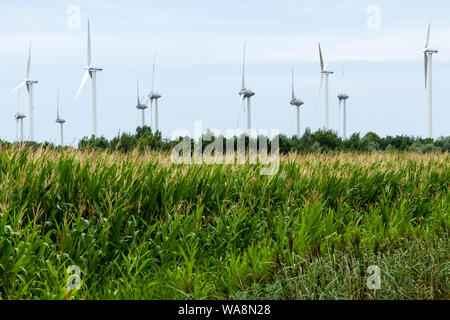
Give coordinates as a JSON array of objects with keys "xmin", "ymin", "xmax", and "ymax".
[
  {"xmin": 73, "ymin": 128, "xmax": 450, "ymax": 154},
  {"xmin": 0, "ymin": 146, "xmax": 448, "ymax": 300}
]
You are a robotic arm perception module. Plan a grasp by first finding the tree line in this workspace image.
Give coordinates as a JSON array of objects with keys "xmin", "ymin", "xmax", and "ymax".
[{"xmin": 1, "ymin": 126, "xmax": 449, "ymax": 154}]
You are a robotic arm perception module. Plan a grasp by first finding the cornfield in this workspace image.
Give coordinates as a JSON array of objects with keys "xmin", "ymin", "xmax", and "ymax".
[{"xmin": 0, "ymin": 145, "xmax": 448, "ymax": 299}]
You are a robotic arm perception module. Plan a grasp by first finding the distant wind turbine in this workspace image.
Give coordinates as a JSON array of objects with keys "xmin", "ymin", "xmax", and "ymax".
[
  {"xmin": 423, "ymin": 19, "xmax": 438, "ymax": 139},
  {"xmin": 55, "ymin": 91, "xmax": 66, "ymax": 146},
  {"xmin": 149, "ymin": 53, "xmax": 162, "ymax": 133},
  {"xmin": 136, "ymin": 79, "xmax": 148, "ymax": 127},
  {"xmin": 290, "ymin": 66, "xmax": 304, "ymax": 138},
  {"xmin": 317, "ymin": 43, "xmax": 333, "ymax": 130},
  {"xmin": 11, "ymin": 42, "xmax": 38, "ymax": 141},
  {"xmin": 239, "ymin": 42, "xmax": 255, "ymax": 134},
  {"xmin": 14, "ymin": 89, "xmax": 26, "ymax": 143},
  {"xmin": 337, "ymin": 65, "xmax": 349, "ymax": 140},
  {"xmin": 75, "ymin": 19, "xmax": 103, "ymax": 136}
]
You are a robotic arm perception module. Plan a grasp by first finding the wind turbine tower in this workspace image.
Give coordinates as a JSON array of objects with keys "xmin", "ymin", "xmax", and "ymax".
[
  {"xmin": 12, "ymin": 42, "xmax": 38, "ymax": 141},
  {"xmin": 76, "ymin": 19, "xmax": 103, "ymax": 136},
  {"xmin": 14, "ymin": 89, "xmax": 26, "ymax": 142},
  {"xmin": 149, "ymin": 53, "xmax": 162, "ymax": 133},
  {"xmin": 136, "ymin": 80, "xmax": 148, "ymax": 127},
  {"xmin": 55, "ymin": 91, "xmax": 66, "ymax": 146},
  {"xmin": 423, "ymin": 20, "xmax": 438, "ymax": 139},
  {"xmin": 317, "ymin": 43, "xmax": 333, "ymax": 130},
  {"xmin": 239, "ymin": 42, "xmax": 255, "ymax": 134},
  {"xmin": 290, "ymin": 66, "xmax": 304, "ymax": 138},
  {"xmin": 337, "ymin": 66, "xmax": 349, "ymax": 139}
]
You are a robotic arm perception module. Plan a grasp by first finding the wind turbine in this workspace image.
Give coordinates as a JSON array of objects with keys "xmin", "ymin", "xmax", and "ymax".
[
  {"xmin": 11, "ymin": 42, "xmax": 38, "ymax": 141},
  {"xmin": 317, "ymin": 43, "xmax": 333, "ymax": 130},
  {"xmin": 55, "ymin": 91, "xmax": 66, "ymax": 146},
  {"xmin": 136, "ymin": 79, "xmax": 148, "ymax": 127},
  {"xmin": 337, "ymin": 65, "xmax": 349, "ymax": 140},
  {"xmin": 290, "ymin": 65, "xmax": 304, "ymax": 138},
  {"xmin": 423, "ymin": 19, "xmax": 438, "ymax": 139},
  {"xmin": 239, "ymin": 42, "xmax": 255, "ymax": 134},
  {"xmin": 148, "ymin": 53, "xmax": 162, "ymax": 133},
  {"xmin": 75, "ymin": 19, "xmax": 103, "ymax": 136},
  {"xmin": 14, "ymin": 89, "xmax": 26, "ymax": 143}
]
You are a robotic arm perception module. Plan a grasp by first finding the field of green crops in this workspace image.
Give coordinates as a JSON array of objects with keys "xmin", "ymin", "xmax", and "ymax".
[{"xmin": 0, "ymin": 145, "xmax": 448, "ymax": 300}]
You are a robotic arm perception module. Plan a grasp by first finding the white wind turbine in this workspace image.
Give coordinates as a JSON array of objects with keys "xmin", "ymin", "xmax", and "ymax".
[
  {"xmin": 317, "ymin": 43, "xmax": 333, "ymax": 130},
  {"xmin": 55, "ymin": 91, "xmax": 66, "ymax": 146},
  {"xmin": 11, "ymin": 42, "xmax": 38, "ymax": 141},
  {"xmin": 75, "ymin": 19, "xmax": 103, "ymax": 136},
  {"xmin": 14, "ymin": 89, "xmax": 26, "ymax": 143},
  {"xmin": 337, "ymin": 65, "xmax": 349, "ymax": 140},
  {"xmin": 136, "ymin": 79, "xmax": 148, "ymax": 127},
  {"xmin": 239, "ymin": 42, "xmax": 255, "ymax": 134},
  {"xmin": 290, "ymin": 65, "xmax": 304, "ymax": 138},
  {"xmin": 423, "ymin": 20, "xmax": 438, "ymax": 139},
  {"xmin": 149, "ymin": 53, "xmax": 162, "ymax": 133}
]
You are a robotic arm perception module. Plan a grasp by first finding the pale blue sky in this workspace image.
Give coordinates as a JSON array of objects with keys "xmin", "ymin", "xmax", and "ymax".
[{"xmin": 0, "ymin": 0, "xmax": 449, "ymax": 145}]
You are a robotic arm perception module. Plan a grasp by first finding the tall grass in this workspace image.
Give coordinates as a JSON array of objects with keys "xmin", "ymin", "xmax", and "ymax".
[{"xmin": 0, "ymin": 145, "xmax": 448, "ymax": 299}]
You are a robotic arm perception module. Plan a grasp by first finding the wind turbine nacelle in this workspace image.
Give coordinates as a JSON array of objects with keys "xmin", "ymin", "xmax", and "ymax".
[
  {"xmin": 15, "ymin": 113, "xmax": 26, "ymax": 120},
  {"xmin": 321, "ymin": 70, "xmax": 334, "ymax": 75},
  {"xmin": 240, "ymin": 89, "xmax": 255, "ymax": 98},
  {"xmin": 136, "ymin": 104, "xmax": 148, "ymax": 110},
  {"xmin": 149, "ymin": 92, "xmax": 162, "ymax": 100},
  {"xmin": 338, "ymin": 93, "xmax": 349, "ymax": 100},
  {"xmin": 56, "ymin": 119, "xmax": 66, "ymax": 124},
  {"xmin": 290, "ymin": 99, "xmax": 304, "ymax": 107},
  {"xmin": 87, "ymin": 67, "xmax": 103, "ymax": 72},
  {"xmin": 424, "ymin": 49, "xmax": 438, "ymax": 54},
  {"xmin": 26, "ymin": 80, "xmax": 38, "ymax": 85}
]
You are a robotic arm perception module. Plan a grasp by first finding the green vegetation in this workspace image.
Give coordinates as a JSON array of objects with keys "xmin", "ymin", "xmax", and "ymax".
[
  {"xmin": 2, "ymin": 127, "xmax": 449, "ymax": 158},
  {"xmin": 0, "ymin": 145, "xmax": 448, "ymax": 300},
  {"xmin": 4, "ymin": 127, "xmax": 448, "ymax": 154},
  {"xmin": 75, "ymin": 127, "xmax": 450, "ymax": 154}
]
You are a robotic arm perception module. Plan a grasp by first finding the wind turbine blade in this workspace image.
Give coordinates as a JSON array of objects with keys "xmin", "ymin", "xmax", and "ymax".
[
  {"xmin": 317, "ymin": 74, "xmax": 324, "ymax": 106},
  {"xmin": 318, "ymin": 42, "xmax": 324, "ymax": 71},
  {"xmin": 425, "ymin": 20, "xmax": 431, "ymax": 48},
  {"xmin": 291, "ymin": 65, "xmax": 295, "ymax": 100},
  {"xmin": 87, "ymin": 19, "xmax": 92, "ymax": 65},
  {"xmin": 16, "ymin": 118, "xmax": 19, "ymax": 141},
  {"xmin": 152, "ymin": 52, "xmax": 156, "ymax": 92},
  {"xmin": 240, "ymin": 94, "xmax": 245, "ymax": 112},
  {"xmin": 11, "ymin": 80, "xmax": 27, "ymax": 93},
  {"xmin": 242, "ymin": 42, "xmax": 246, "ymax": 89},
  {"xmin": 137, "ymin": 79, "xmax": 141, "ymax": 104},
  {"xmin": 57, "ymin": 90, "xmax": 60, "ymax": 119},
  {"xmin": 341, "ymin": 62, "xmax": 346, "ymax": 92},
  {"xmin": 424, "ymin": 52, "xmax": 428, "ymax": 89},
  {"xmin": 75, "ymin": 69, "xmax": 90, "ymax": 100},
  {"xmin": 26, "ymin": 42, "xmax": 31, "ymax": 79}
]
